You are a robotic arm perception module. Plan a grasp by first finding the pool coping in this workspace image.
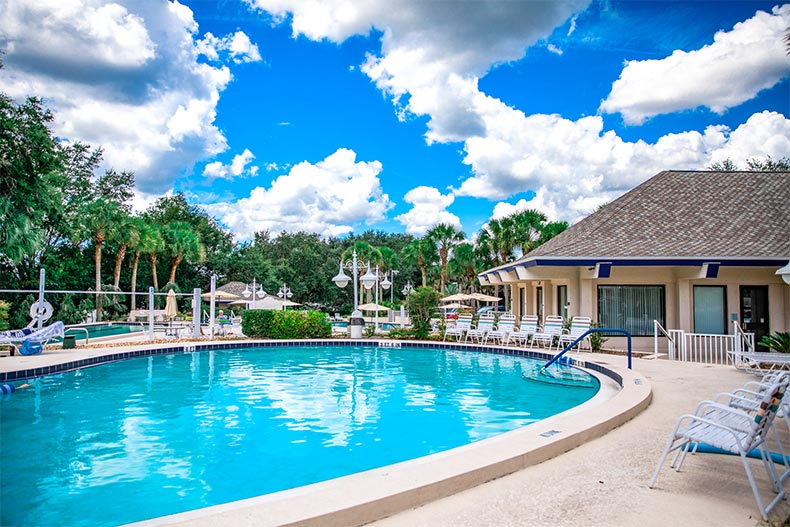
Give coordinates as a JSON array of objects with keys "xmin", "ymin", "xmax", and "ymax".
[{"xmin": 0, "ymin": 339, "xmax": 651, "ymax": 527}]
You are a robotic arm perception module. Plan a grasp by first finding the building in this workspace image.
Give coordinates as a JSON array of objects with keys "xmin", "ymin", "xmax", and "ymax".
[{"xmin": 478, "ymin": 171, "xmax": 790, "ymax": 352}]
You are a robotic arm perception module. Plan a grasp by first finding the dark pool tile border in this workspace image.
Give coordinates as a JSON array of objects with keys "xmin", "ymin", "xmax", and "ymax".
[{"xmin": 0, "ymin": 339, "xmax": 623, "ymax": 387}]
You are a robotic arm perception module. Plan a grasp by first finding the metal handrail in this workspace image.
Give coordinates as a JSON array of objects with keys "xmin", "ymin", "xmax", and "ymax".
[
  {"xmin": 542, "ymin": 327, "xmax": 633, "ymax": 371},
  {"xmin": 733, "ymin": 320, "xmax": 755, "ymax": 353},
  {"xmin": 64, "ymin": 327, "xmax": 89, "ymax": 344},
  {"xmin": 653, "ymin": 319, "xmax": 675, "ymax": 359}
]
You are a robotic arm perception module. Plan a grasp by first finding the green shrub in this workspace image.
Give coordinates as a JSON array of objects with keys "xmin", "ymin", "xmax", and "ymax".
[
  {"xmin": 386, "ymin": 327, "xmax": 413, "ymax": 339},
  {"xmin": 589, "ymin": 321, "xmax": 608, "ymax": 352},
  {"xmin": 407, "ymin": 286, "xmax": 441, "ymax": 339},
  {"xmin": 242, "ymin": 309, "xmax": 331, "ymax": 339},
  {"xmin": 0, "ymin": 300, "xmax": 9, "ymax": 331},
  {"xmin": 760, "ymin": 332, "xmax": 790, "ymax": 353}
]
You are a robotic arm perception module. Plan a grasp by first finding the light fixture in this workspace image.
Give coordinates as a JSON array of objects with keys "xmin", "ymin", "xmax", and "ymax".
[
  {"xmin": 332, "ymin": 261, "xmax": 351, "ymax": 288},
  {"xmin": 777, "ymin": 261, "xmax": 790, "ymax": 285},
  {"xmin": 381, "ymin": 275, "xmax": 392, "ymax": 290},
  {"xmin": 360, "ymin": 263, "xmax": 378, "ymax": 290}
]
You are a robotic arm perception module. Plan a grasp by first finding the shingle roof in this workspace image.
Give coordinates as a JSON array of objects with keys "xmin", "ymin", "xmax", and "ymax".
[{"xmin": 524, "ymin": 171, "xmax": 790, "ymax": 259}]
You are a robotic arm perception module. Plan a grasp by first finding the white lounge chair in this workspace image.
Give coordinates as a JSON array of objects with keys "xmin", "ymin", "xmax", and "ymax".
[
  {"xmin": 485, "ymin": 315, "xmax": 516, "ymax": 345},
  {"xmin": 0, "ymin": 321, "xmax": 65, "ymax": 355},
  {"xmin": 444, "ymin": 313, "xmax": 473, "ymax": 342},
  {"xmin": 557, "ymin": 316, "xmax": 592, "ymax": 352},
  {"xmin": 649, "ymin": 376, "xmax": 789, "ymax": 521},
  {"xmin": 509, "ymin": 315, "xmax": 539, "ymax": 347},
  {"xmin": 466, "ymin": 314, "xmax": 495, "ymax": 343},
  {"xmin": 729, "ymin": 350, "xmax": 790, "ymax": 375},
  {"xmin": 530, "ymin": 315, "xmax": 564, "ymax": 349}
]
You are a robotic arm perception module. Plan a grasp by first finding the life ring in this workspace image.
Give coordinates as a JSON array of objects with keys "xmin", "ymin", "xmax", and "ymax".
[{"xmin": 30, "ymin": 300, "xmax": 53, "ymax": 322}]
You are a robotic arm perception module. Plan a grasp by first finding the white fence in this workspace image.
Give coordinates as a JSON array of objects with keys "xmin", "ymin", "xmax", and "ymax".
[{"xmin": 654, "ymin": 320, "xmax": 754, "ymax": 365}]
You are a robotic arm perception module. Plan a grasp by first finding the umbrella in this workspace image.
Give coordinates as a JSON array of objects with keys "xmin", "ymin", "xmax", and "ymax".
[
  {"xmin": 440, "ymin": 302, "xmax": 468, "ymax": 310},
  {"xmin": 200, "ymin": 290, "xmax": 240, "ymax": 299},
  {"xmin": 281, "ymin": 300, "xmax": 301, "ymax": 307},
  {"xmin": 470, "ymin": 292, "xmax": 501, "ymax": 302},
  {"xmin": 164, "ymin": 289, "xmax": 178, "ymax": 320},
  {"xmin": 441, "ymin": 293, "xmax": 474, "ymax": 302},
  {"xmin": 357, "ymin": 302, "xmax": 389, "ymax": 311}
]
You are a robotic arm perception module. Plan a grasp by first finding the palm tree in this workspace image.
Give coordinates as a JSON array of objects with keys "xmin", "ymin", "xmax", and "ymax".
[
  {"xmin": 448, "ymin": 242, "xmax": 478, "ymax": 294},
  {"xmin": 511, "ymin": 209, "xmax": 548, "ymax": 256},
  {"xmin": 109, "ymin": 211, "xmax": 140, "ymax": 289},
  {"xmin": 538, "ymin": 220, "xmax": 569, "ymax": 245},
  {"xmin": 163, "ymin": 221, "xmax": 206, "ymax": 285},
  {"xmin": 78, "ymin": 198, "xmax": 124, "ymax": 321},
  {"xmin": 129, "ymin": 219, "xmax": 163, "ymax": 310},
  {"xmin": 426, "ymin": 223, "xmax": 465, "ymax": 293},
  {"xmin": 144, "ymin": 222, "xmax": 166, "ymax": 292},
  {"xmin": 401, "ymin": 237, "xmax": 436, "ymax": 288}
]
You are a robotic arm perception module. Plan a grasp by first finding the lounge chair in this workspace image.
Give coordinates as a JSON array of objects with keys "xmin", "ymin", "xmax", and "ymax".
[
  {"xmin": 509, "ymin": 315, "xmax": 539, "ymax": 347},
  {"xmin": 485, "ymin": 315, "xmax": 516, "ymax": 345},
  {"xmin": 649, "ymin": 376, "xmax": 789, "ymax": 521},
  {"xmin": 444, "ymin": 313, "xmax": 473, "ymax": 342},
  {"xmin": 557, "ymin": 316, "xmax": 592, "ymax": 352},
  {"xmin": 465, "ymin": 314, "xmax": 495, "ymax": 343},
  {"xmin": 530, "ymin": 315, "xmax": 564, "ymax": 349},
  {"xmin": 728, "ymin": 350, "xmax": 790, "ymax": 375},
  {"xmin": 0, "ymin": 321, "xmax": 65, "ymax": 355}
]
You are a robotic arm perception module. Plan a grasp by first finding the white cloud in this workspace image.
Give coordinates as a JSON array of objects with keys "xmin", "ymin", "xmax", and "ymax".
[
  {"xmin": 600, "ymin": 5, "xmax": 790, "ymax": 124},
  {"xmin": 204, "ymin": 149, "xmax": 259, "ymax": 180},
  {"xmin": 0, "ymin": 0, "xmax": 261, "ymax": 196},
  {"xmin": 204, "ymin": 148, "xmax": 393, "ymax": 240},
  {"xmin": 546, "ymin": 43, "xmax": 563, "ymax": 56},
  {"xmin": 395, "ymin": 186, "xmax": 461, "ymax": 235},
  {"xmin": 197, "ymin": 30, "xmax": 262, "ymax": 64}
]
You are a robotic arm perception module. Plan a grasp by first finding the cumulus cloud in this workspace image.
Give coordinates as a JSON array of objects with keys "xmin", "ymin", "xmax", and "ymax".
[
  {"xmin": 197, "ymin": 30, "xmax": 262, "ymax": 64},
  {"xmin": 600, "ymin": 5, "xmax": 790, "ymax": 124},
  {"xmin": 250, "ymin": 1, "xmax": 790, "ymax": 229},
  {"xmin": 204, "ymin": 148, "xmax": 393, "ymax": 240},
  {"xmin": 0, "ymin": 0, "xmax": 261, "ymax": 196},
  {"xmin": 395, "ymin": 186, "xmax": 461, "ymax": 235},
  {"xmin": 204, "ymin": 149, "xmax": 259, "ymax": 180}
]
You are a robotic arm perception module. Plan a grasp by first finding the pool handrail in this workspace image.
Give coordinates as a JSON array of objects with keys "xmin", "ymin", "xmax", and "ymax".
[
  {"xmin": 542, "ymin": 327, "xmax": 632, "ymax": 371},
  {"xmin": 64, "ymin": 327, "xmax": 90, "ymax": 345}
]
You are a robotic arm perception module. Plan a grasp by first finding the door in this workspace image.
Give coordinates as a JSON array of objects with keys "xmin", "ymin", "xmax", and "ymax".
[{"xmin": 740, "ymin": 286, "xmax": 769, "ymax": 351}]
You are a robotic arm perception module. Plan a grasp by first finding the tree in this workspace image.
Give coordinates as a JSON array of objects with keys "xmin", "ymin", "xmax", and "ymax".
[
  {"xmin": 401, "ymin": 237, "xmax": 436, "ymax": 287},
  {"xmin": 406, "ymin": 286, "xmax": 441, "ymax": 339},
  {"xmin": 109, "ymin": 211, "xmax": 140, "ymax": 288},
  {"xmin": 426, "ymin": 223, "xmax": 465, "ymax": 293},
  {"xmin": 163, "ymin": 221, "xmax": 206, "ymax": 286},
  {"xmin": 708, "ymin": 156, "xmax": 790, "ymax": 172},
  {"xmin": 511, "ymin": 209, "xmax": 548, "ymax": 255},
  {"xmin": 447, "ymin": 242, "xmax": 478, "ymax": 293}
]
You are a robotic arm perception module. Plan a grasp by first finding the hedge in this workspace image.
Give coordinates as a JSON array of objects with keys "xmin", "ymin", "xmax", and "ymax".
[{"xmin": 242, "ymin": 309, "xmax": 332, "ymax": 339}]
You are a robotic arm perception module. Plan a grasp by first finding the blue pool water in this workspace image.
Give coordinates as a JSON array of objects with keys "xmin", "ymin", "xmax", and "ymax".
[
  {"xmin": 0, "ymin": 345, "xmax": 599, "ymax": 527},
  {"xmin": 64, "ymin": 322, "xmax": 146, "ymax": 339}
]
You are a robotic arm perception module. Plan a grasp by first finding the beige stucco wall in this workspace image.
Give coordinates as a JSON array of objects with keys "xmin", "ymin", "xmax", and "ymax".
[{"xmin": 501, "ymin": 265, "xmax": 789, "ymax": 353}]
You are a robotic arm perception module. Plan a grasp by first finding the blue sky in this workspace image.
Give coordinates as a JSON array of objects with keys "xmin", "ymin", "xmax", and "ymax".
[{"xmin": 1, "ymin": 1, "xmax": 788, "ymax": 241}]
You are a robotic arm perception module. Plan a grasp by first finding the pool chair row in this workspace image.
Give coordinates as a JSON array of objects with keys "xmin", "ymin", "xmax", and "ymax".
[
  {"xmin": 650, "ymin": 371, "xmax": 790, "ymax": 521},
  {"xmin": 442, "ymin": 314, "xmax": 593, "ymax": 351}
]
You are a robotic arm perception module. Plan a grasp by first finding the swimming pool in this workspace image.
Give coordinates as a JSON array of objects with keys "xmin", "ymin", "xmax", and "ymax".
[
  {"xmin": 64, "ymin": 322, "xmax": 146, "ymax": 341},
  {"xmin": 0, "ymin": 344, "xmax": 599, "ymax": 527}
]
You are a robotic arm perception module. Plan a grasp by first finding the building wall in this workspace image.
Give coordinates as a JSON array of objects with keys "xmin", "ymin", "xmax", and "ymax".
[{"xmin": 504, "ymin": 265, "xmax": 789, "ymax": 352}]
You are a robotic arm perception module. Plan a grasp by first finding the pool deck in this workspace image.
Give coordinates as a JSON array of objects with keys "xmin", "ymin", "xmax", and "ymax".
[{"xmin": 2, "ymin": 342, "xmax": 789, "ymax": 526}]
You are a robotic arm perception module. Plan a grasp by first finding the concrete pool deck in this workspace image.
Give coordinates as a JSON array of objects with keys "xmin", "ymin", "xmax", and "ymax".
[{"xmin": 2, "ymin": 343, "xmax": 789, "ymax": 526}]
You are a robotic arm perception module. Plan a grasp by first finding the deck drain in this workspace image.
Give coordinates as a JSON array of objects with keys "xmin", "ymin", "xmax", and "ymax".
[
  {"xmin": 634, "ymin": 379, "xmax": 643, "ymax": 385},
  {"xmin": 540, "ymin": 429, "xmax": 561, "ymax": 438}
]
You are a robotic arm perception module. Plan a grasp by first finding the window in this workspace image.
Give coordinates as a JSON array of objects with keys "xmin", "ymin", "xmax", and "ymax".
[
  {"xmin": 693, "ymin": 286, "xmax": 727, "ymax": 334},
  {"xmin": 557, "ymin": 285, "xmax": 568, "ymax": 317},
  {"xmin": 597, "ymin": 285, "xmax": 665, "ymax": 336}
]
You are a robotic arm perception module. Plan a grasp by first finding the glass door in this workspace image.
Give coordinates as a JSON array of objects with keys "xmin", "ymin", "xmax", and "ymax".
[{"xmin": 740, "ymin": 286, "xmax": 769, "ymax": 351}]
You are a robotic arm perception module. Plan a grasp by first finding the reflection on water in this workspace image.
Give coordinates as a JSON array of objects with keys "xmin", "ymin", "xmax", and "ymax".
[{"xmin": 0, "ymin": 346, "xmax": 597, "ymax": 527}]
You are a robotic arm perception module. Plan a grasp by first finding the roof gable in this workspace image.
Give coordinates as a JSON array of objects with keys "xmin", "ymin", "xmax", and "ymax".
[{"xmin": 526, "ymin": 171, "xmax": 790, "ymax": 259}]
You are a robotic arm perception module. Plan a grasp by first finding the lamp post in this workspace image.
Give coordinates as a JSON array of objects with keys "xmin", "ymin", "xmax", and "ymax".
[
  {"xmin": 277, "ymin": 282, "xmax": 293, "ymax": 309},
  {"xmin": 333, "ymin": 249, "xmax": 365, "ymax": 338},
  {"xmin": 242, "ymin": 278, "xmax": 265, "ymax": 308},
  {"xmin": 384, "ymin": 270, "xmax": 397, "ymax": 304},
  {"xmin": 777, "ymin": 262, "xmax": 790, "ymax": 285},
  {"xmin": 359, "ymin": 263, "xmax": 380, "ymax": 332},
  {"xmin": 401, "ymin": 281, "xmax": 415, "ymax": 296}
]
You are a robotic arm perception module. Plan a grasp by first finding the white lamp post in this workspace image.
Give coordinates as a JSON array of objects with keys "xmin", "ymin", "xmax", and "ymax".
[
  {"xmin": 277, "ymin": 282, "xmax": 293, "ymax": 309},
  {"xmin": 242, "ymin": 278, "xmax": 265, "ymax": 308},
  {"xmin": 777, "ymin": 261, "xmax": 790, "ymax": 285},
  {"xmin": 360, "ymin": 263, "xmax": 379, "ymax": 333},
  {"xmin": 333, "ymin": 249, "xmax": 365, "ymax": 337},
  {"xmin": 402, "ymin": 281, "xmax": 415, "ymax": 296}
]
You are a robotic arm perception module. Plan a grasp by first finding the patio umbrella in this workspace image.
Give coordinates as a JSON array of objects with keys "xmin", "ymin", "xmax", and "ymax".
[
  {"xmin": 441, "ymin": 293, "xmax": 474, "ymax": 302},
  {"xmin": 470, "ymin": 292, "xmax": 501, "ymax": 302},
  {"xmin": 164, "ymin": 289, "xmax": 178, "ymax": 320},
  {"xmin": 281, "ymin": 300, "xmax": 302, "ymax": 308},
  {"xmin": 357, "ymin": 302, "xmax": 389, "ymax": 311},
  {"xmin": 200, "ymin": 290, "xmax": 240, "ymax": 299}
]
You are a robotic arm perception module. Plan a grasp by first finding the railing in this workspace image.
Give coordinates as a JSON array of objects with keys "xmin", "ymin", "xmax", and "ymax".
[
  {"xmin": 543, "ymin": 328, "xmax": 633, "ymax": 371},
  {"xmin": 654, "ymin": 320, "xmax": 755, "ymax": 365}
]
